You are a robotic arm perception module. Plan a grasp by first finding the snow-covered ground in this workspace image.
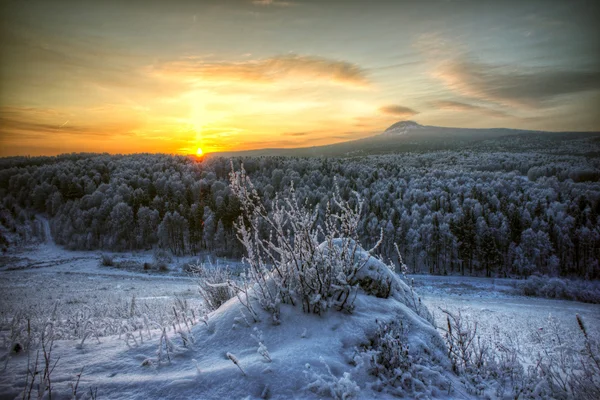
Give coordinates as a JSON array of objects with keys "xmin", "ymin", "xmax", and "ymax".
[
  {"xmin": 1, "ymin": 243, "xmax": 598, "ymax": 399},
  {"xmin": 415, "ymin": 275, "xmax": 600, "ymax": 359}
]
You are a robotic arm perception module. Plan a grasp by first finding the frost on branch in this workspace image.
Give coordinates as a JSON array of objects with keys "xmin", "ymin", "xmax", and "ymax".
[
  {"xmin": 305, "ymin": 357, "xmax": 360, "ymax": 399},
  {"xmin": 230, "ymin": 163, "xmax": 396, "ymax": 316}
]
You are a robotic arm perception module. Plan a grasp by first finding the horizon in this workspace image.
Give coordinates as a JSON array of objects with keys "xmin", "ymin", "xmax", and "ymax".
[
  {"xmin": 3, "ymin": 118, "xmax": 599, "ymax": 159},
  {"xmin": 1, "ymin": 0, "xmax": 599, "ymax": 157}
]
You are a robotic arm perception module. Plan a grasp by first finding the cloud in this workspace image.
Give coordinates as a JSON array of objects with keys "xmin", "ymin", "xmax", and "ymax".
[
  {"xmin": 153, "ymin": 54, "xmax": 370, "ymax": 88},
  {"xmin": 431, "ymin": 100, "xmax": 510, "ymax": 118},
  {"xmin": 1, "ymin": 24, "xmax": 183, "ymax": 100},
  {"xmin": 378, "ymin": 105, "xmax": 419, "ymax": 118},
  {"xmin": 0, "ymin": 106, "xmax": 143, "ymax": 139},
  {"xmin": 0, "ymin": 107, "xmax": 76, "ymax": 137},
  {"xmin": 283, "ymin": 131, "xmax": 310, "ymax": 137},
  {"xmin": 251, "ymin": 0, "xmax": 294, "ymax": 6},
  {"xmin": 433, "ymin": 59, "xmax": 600, "ymax": 107}
]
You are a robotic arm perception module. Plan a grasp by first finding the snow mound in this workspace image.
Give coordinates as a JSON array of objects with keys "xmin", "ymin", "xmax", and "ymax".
[
  {"xmin": 166, "ymin": 241, "xmax": 453, "ymax": 399},
  {"xmin": 382, "ymin": 120, "xmax": 423, "ymax": 137},
  {"xmin": 0, "ymin": 241, "xmax": 463, "ymax": 400}
]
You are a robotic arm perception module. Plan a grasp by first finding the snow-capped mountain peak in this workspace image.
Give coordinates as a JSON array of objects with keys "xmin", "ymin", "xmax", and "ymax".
[{"xmin": 382, "ymin": 120, "xmax": 423, "ymax": 136}]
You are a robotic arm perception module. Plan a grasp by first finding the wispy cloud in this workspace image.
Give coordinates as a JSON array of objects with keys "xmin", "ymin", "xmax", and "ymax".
[
  {"xmin": 283, "ymin": 131, "xmax": 310, "ymax": 137},
  {"xmin": 431, "ymin": 100, "xmax": 510, "ymax": 118},
  {"xmin": 433, "ymin": 58, "xmax": 600, "ymax": 108},
  {"xmin": 153, "ymin": 54, "xmax": 370, "ymax": 88},
  {"xmin": 378, "ymin": 105, "xmax": 419, "ymax": 118},
  {"xmin": 251, "ymin": 0, "xmax": 294, "ymax": 6},
  {"xmin": 0, "ymin": 106, "xmax": 144, "ymax": 138}
]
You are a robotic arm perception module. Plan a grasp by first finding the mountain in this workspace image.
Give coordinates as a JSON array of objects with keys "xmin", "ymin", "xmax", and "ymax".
[
  {"xmin": 211, "ymin": 121, "xmax": 600, "ymax": 158},
  {"xmin": 381, "ymin": 120, "xmax": 424, "ymax": 137}
]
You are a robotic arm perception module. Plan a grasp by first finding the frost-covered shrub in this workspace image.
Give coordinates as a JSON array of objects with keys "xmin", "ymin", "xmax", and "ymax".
[
  {"xmin": 100, "ymin": 253, "xmax": 114, "ymax": 266},
  {"xmin": 364, "ymin": 319, "xmax": 412, "ymax": 383},
  {"xmin": 191, "ymin": 264, "xmax": 235, "ymax": 312},
  {"xmin": 540, "ymin": 277, "xmax": 568, "ymax": 299},
  {"xmin": 157, "ymin": 264, "xmax": 169, "ymax": 272},
  {"xmin": 230, "ymin": 164, "xmax": 385, "ymax": 316},
  {"xmin": 529, "ymin": 314, "xmax": 600, "ymax": 399},
  {"xmin": 305, "ymin": 358, "xmax": 360, "ymax": 399},
  {"xmin": 440, "ymin": 309, "xmax": 478, "ymax": 374},
  {"xmin": 153, "ymin": 248, "xmax": 172, "ymax": 264},
  {"xmin": 153, "ymin": 248, "xmax": 172, "ymax": 271},
  {"xmin": 574, "ymin": 284, "xmax": 600, "ymax": 304},
  {"xmin": 518, "ymin": 275, "xmax": 543, "ymax": 297},
  {"xmin": 517, "ymin": 276, "xmax": 600, "ymax": 303}
]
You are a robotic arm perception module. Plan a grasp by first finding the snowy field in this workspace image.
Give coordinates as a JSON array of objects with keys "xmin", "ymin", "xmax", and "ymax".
[
  {"xmin": 1, "ymin": 242, "xmax": 599, "ymax": 399},
  {"xmin": 415, "ymin": 275, "xmax": 600, "ymax": 361}
]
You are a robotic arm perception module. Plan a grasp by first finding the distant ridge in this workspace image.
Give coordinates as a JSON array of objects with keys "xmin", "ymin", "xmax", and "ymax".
[
  {"xmin": 382, "ymin": 120, "xmax": 424, "ymax": 137},
  {"xmin": 210, "ymin": 121, "xmax": 600, "ymax": 158}
]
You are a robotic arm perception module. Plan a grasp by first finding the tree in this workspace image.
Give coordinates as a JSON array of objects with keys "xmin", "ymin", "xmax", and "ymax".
[
  {"xmin": 110, "ymin": 202, "xmax": 134, "ymax": 250},
  {"xmin": 158, "ymin": 211, "xmax": 189, "ymax": 255}
]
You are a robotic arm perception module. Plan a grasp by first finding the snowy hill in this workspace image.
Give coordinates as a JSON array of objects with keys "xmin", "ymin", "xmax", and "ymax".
[
  {"xmin": 213, "ymin": 121, "xmax": 600, "ymax": 157},
  {"xmin": 103, "ymin": 243, "xmax": 458, "ymax": 399},
  {"xmin": 0, "ymin": 242, "xmax": 463, "ymax": 399},
  {"xmin": 381, "ymin": 120, "xmax": 424, "ymax": 137},
  {"xmin": 186, "ymin": 262, "xmax": 453, "ymax": 399}
]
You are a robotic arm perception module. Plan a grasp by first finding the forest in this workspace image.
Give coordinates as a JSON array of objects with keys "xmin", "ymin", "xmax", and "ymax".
[{"xmin": 0, "ymin": 148, "xmax": 599, "ymax": 279}]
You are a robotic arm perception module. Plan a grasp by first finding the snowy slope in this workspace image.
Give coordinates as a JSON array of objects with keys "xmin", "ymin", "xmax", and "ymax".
[
  {"xmin": 381, "ymin": 121, "xmax": 424, "ymax": 137},
  {"xmin": 0, "ymin": 244, "xmax": 468, "ymax": 399},
  {"xmin": 2, "ymin": 240, "xmax": 599, "ymax": 399}
]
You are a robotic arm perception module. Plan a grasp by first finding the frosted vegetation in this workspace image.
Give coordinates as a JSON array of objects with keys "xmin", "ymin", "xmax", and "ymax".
[
  {"xmin": 0, "ymin": 163, "xmax": 599, "ymax": 399},
  {"xmin": 1, "ymin": 148, "xmax": 598, "ymax": 281}
]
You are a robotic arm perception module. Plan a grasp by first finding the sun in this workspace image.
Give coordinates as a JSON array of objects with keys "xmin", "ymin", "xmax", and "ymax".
[{"xmin": 196, "ymin": 147, "xmax": 203, "ymax": 156}]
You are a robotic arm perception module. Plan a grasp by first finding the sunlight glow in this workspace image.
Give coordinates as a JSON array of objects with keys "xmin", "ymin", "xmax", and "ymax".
[{"xmin": 196, "ymin": 147, "xmax": 203, "ymax": 156}]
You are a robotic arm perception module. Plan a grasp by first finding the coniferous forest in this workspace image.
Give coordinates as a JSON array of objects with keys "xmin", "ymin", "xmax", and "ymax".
[{"xmin": 2, "ymin": 145, "xmax": 599, "ymax": 279}]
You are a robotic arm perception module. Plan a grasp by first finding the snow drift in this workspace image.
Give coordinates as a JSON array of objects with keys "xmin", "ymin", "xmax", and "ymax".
[{"xmin": 174, "ymin": 241, "xmax": 453, "ymax": 399}]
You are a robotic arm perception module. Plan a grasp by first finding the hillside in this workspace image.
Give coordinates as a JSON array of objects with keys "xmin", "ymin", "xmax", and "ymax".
[{"xmin": 213, "ymin": 121, "xmax": 600, "ymax": 157}]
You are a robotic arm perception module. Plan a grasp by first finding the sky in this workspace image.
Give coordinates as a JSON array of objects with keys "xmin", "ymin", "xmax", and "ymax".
[{"xmin": 1, "ymin": 0, "xmax": 599, "ymax": 156}]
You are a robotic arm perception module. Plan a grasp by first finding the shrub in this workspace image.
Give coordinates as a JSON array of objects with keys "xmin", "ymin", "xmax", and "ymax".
[
  {"xmin": 100, "ymin": 254, "xmax": 114, "ymax": 266},
  {"xmin": 305, "ymin": 358, "xmax": 360, "ymax": 399},
  {"xmin": 517, "ymin": 276, "xmax": 600, "ymax": 303},
  {"xmin": 229, "ymin": 164, "xmax": 384, "ymax": 318},
  {"xmin": 541, "ymin": 277, "xmax": 569, "ymax": 299},
  {"xmin": 153, "ymin": 248, "xmax": 172, "ymax": 272},
  {"xmin": 157, "ymin": 263, "xmax": 169, "ymax": 272},
  {"xmin": 191, "ymin": 264, "xmax": 235, "ymax": 312},
  {"xmin": 365, "ymin": 319, "xmax": 411, "ymax": 383},
  {"xmin": 153, "ymin": 248, "xmax": 172, "ymax": 264}
]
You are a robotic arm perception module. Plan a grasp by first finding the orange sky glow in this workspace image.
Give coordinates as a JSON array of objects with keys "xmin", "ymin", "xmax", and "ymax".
[{"xmin": 1, "ymin": 1, "xmax": 598, "ymax": 157}]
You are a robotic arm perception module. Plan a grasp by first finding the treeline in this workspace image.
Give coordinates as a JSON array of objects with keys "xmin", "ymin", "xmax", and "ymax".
[{"xmin": 0, "ymin": 150, "xmax": 599, "ymax": 279}]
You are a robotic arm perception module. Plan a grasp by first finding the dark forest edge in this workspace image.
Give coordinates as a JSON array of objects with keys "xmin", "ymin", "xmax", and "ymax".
[{"xmin": 0, "ymin": 146, "xmax": 599, "ymax": 281}]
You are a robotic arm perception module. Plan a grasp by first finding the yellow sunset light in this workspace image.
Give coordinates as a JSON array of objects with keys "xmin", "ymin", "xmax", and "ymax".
[{"xmin": 196, "ymin": 147, "xmax": 203, "ymax": 156}]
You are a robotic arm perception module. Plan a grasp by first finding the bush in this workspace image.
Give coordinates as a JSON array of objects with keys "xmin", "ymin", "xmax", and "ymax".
[
  {"xmin": 230, "ymin": 165, "xmax": 384, "ymax": 318},
  {"xmin": 365, "ymin": 319, "xmax": 412, "ymax": 383},
  {"xmin": 157, "ymin": 263, "xmax": 169, "ymax": 272},
  {"xmin": 192, "ymin": 264, "xmax": 235, "ymax": 312},
  {"xmin": 517, "ymin": 276, "xmax": 600, "ymax": 303},
  {"xmin": 153, "ymin": 248, "xmax": 172, "ymax": 272},
  {"xmin": 100, "ymin": 254, "xmax": 114, "ymax": 266},
  {"xmin": 153, "ymin": 248, "xmax": 172, "ymax": 263},
  {"xmin": 541, "ymin": 277, "xmax": 569, "ymax": 299},
  {"xmin": 182, "ymin": 260, "xmax": 201, "ymax": 274}
]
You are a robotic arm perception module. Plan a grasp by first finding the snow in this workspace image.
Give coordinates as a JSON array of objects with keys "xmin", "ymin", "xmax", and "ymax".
[
  {"xmin": 421, "ymin": 281, "xmax": 600, "ymax": 356},
  {"xmin": 0, "ymin": 241, "xmax": 462, "ymax": 399},
  {"xmin": 1, "ymin": 241, "xmax": 598, "ymax": 399},
  {"xmin": 381, "ymin": 121, "xmax": 423, "ymax": 137}
]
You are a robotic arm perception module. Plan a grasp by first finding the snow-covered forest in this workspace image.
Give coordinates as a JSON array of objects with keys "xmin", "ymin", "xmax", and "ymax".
[
  {"xmin": 1, "ymin": 148, "xmax": 600, "ymax": 399},
  {"xmin": 1, "ymin": 148, "xmax": 599, "ymax": 279}
]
